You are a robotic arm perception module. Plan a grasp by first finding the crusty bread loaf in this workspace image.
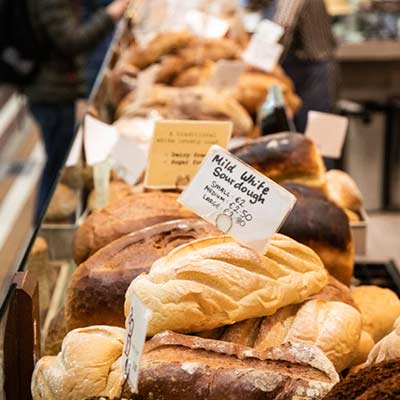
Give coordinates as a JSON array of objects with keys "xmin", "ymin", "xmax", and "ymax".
[
  {"xmin": 44, "ymin": 307, "xmax": 67, "ymax": 356},
  {"xmin": 280, "ymin": 183, "xmax": 354, "ymax": 286},
  {"xmin": 222, "ymin": 299, "xmax": 361, "ymax": 372},
  {"xmin": 351, "ymin": 285, "xmax": 400, "ymax": 341},
  {"xmin": 87, "ymin": 181, "xmax": 133, "ymax": 211},
  {"xmin": 66, "ymin": 219, "xmax": 217, "ymax": 331},
  {"xmin": 326, "ymin": 169, "xmax": 363, "ymax": 213},
  {"xmin": 32, "ymin": 329, "xmax": 338, "ymax": 400},
  {"xmin": 73, "ymin": 192, "xmax": 195, "ymax": 264},
  {"xmin": 134, "ymin": 331, "xmax": 338, "ymax": 400},
  {"xmin": 126, "ymin": 234, "xmax": 328, "ymax": 336},
  {"xmin": 32, "ymin": 326, "xmax": 126, "ymax": 400},
  {"xmin": 349, "ymin": 330, "xmax": 375, "ymax": 367},
  {"xmin": 45, "ymin": 183, "xmax": 77, "ymax": 223},
  {"xmin": 231, "ymin": 133, "xmax": 327, "ymax": 189},
  {"xmin": 236, "ymin": 72, "xmax": 301, "ymax": 115}
]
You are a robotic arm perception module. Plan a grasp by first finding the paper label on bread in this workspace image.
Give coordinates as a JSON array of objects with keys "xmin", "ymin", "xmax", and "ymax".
[
  {"xmin": 179, "ymin": 145, "xmax": 296, "ymax": 251},
  {"xmin": 121, "ymin": 294, "xmax": 152, "ymax": 392}
]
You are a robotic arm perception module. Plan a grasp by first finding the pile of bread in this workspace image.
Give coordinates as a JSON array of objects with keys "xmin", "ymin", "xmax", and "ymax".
[
  {"xmin": 31, "ymin": 132, "xmax": 400, "ymax": 399},
  {"xmin": 100, "ymin": 29, "xmax": 301, "ymax": 142}
]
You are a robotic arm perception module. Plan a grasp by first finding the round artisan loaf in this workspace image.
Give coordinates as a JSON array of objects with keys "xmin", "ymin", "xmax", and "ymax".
[
  {"xmin": 66, "ymin": 219, "xmax": 217, "ymax": 331},
  {"xmin": 31, "ymin": 326, "xmax": 126, "ymax": 400},
  {"xmin": 125, "ymin": 234, "xmax": 328, "ymax": 336},
  {"xmin": 326, "ymin": 169, "xmax": 363, "ymax": 213},
  {"xmin": 73, "ymin": 192, "xmax": 196, "ymax": 264},
  {"xmin": 280, "ymin": 183, "xmax": 354, "ymax": 286},
  {"xmin": 351, "ymin": 285, "xmax": 400, "ymax": 342},
  {"xmin": 231, "ymin": 133, "xmax": 327, "ymax": 189}
]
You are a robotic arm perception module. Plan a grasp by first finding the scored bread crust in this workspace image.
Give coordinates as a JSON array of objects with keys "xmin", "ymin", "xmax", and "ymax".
[
  {"xmin": 134, "ymin": 331, "xmax": 338, "ymax": 400},
  {"xmin": 73, "ymin": 192, "xmax": 196, "ymax": 264},
  {"xmin": 66, "ymin": 219, "xmax": 217, "ymax": 331},
  {"xmin": 125, "ymin": 234, "xmax": 328, "ymax": 336},
  {"xmin": 231, "ymin": 133, "xmax": 327, "ymax": 190}
]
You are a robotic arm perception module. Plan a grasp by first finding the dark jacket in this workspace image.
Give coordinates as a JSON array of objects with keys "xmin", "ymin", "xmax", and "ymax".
[{"xmin": 25, "ymin": 0, "xmax": 114, "ymax": 103}]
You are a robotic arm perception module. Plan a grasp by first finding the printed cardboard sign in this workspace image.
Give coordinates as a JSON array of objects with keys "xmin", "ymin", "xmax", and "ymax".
[
  {"xmin": 208, "ymin": 60, "xmax": 245, "ymax": 90},
  {"xmin": 179, "ymin": 145, "xmax": 296, "ymax": 251},
  {"xmin": 83, "ymin": 115, "xmax": 118, "ymax": 166},
  {"xmin": 144, "ymin": 120, "xmax": 232, "ymax": 189},
  {"xmin": 305, "ymin": 111, "xmax": 349, "ymax": 159},
  {"xmin": 121, "ymin": 294, "xmax": 152, "ymax": 393}
]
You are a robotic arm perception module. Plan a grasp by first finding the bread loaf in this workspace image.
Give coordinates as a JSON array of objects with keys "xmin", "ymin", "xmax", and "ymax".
[
  {"xmin": 231, "ymin": 133, "xmax": 327, "ymax": 189},
  {"xmin": 236, "ymin": 72, "xmax": 301, "ymax": 115},
  {"xmin": 66, "ymin": 219, "xmax": 217, "ymax": 331},
  {"xmin": 45, "ymin": 183, "xmax": 77, "ymax": 223},
  {"xmin": 87, "ymin": 181, "xmax": 133, "ymax": 211},
  {"xmin": 351, "ymin": 285, "xmax": 400, "ymax": 341},
  {"xmin": 125, "ymin": 234, "xmax": 328, "ymax": 336},
  {"xmin": 323, "ymin": 359, "xmax": 400, "ymax": 400},
  {"xmin": 134, "ymin": 331, "xmax": 339, "ymax": 400},
  {"xmin": 365, "ymin": 317, "xmax": 400, "ymax": 365},
  {"xmin": 326, "ymin": 169, "xmax": 363, "ymax": 213},
  {"xmin": 222, "ymin": 299, "xmax": 362, "ymax": 372},
  {"xmin": 280, "ymin": 183, "xmax": 354, "ymax": 285},
  {"xmin": 73, "ymin": 192, "xmax": 195, "ymax": 264},
  {"xmin": 31, "ymin": 326, "xmax": 126, "ymax": 400},
  {"xmin": 349, "ymin": 330, "xmax": 375, "ymax": 368}
]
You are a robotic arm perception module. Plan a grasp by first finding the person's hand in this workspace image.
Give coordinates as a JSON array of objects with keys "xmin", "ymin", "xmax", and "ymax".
[{"xmin": 107, "ymin": 0, "xmax": 130, "ymax": 22}]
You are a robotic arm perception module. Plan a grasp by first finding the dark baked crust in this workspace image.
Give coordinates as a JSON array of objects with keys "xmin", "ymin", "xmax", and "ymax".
[
  {"xmin": 66, "ymin": 219, "xmax": 217, "ymax": 331},
  {"xmin": 73, "ymin": 192, "xmax": 196, "ymax": 264},
  {"xmin": 132, "ymin": 331, "xmax": 338, "ymax": 400},
  {"xmin": 280, "ymin": 183, "xmax": 354, "ymax": 285},
  {"xmin": 230, "ymin": 133, "xmax": 325, "ymax": 185},
  {"xmin": 323, "ymin": 360, "xmax": 400, "ymax": 400}
]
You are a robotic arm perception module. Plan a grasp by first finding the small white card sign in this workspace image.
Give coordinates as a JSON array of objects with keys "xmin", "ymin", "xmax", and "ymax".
[
  {"xmin": 121, "ymin": 294, "xmax": 152, "ymax": 393},
  {"xmin": 179, "ymin": 145, "xmax": 296, "ymax": 252},
  {"xmin": 209, "ymin": 60, "xmax": 245, "ymax": 90},
  {"xmin": 83, "ymin": 115, "xmax": 118, "ymax": 166},
  {"xmin": 110, "ymin": 136, "xmax": 147, "ymax": 185},
  {"xmin": 305, "ymin": 111, "xmax": 349, "ymax": 159},
  {"xmin": 186, "ymin": 10, "xmax": 230, "ymax": 38},
  {"xmin": 242, "ymin": 19, "xmax": 284, "ymax": 72}
]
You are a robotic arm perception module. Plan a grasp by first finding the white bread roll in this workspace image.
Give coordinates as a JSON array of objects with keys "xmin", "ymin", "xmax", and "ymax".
[
  {"xmin": 351, "ymin": 286, "xmax": 400, "ymax": 341},
  {"xmin": 31, "ymin": 326, "xmax": 125, "ymax": 400},
  {"xmin": 125, "ymin": 234, "xmax": 328, "ymax": 336},
  {"xmin": 285, "ymin": 300, "xmax": 362, "ymax": 372}
]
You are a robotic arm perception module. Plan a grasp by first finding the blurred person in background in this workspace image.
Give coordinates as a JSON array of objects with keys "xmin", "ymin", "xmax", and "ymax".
[
  {"xmin": 261, "ymin": 0, "xmax": 338, "ymax": 133},
  {"xmin": 82, "ymin": 0, "xmax": 115, "ymax": 95},
  {"xmin": 25, "ymin": 0, "xmax": 129, "ymax": 221}
]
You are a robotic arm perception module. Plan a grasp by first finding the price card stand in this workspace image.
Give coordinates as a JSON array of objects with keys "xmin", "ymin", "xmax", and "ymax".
[{"xmin": 4, "ymin": 272, "xmax": 40, "ymax": 400}]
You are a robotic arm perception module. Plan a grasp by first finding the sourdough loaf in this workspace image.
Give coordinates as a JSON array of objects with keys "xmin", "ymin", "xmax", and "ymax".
[
  {"xmin": 87, "ymin": 181, "xmax": 133, "ymax": 212},
  {"xmin": 231, "ymin": 133, "xmax": 327, "ymax": 189},
  {"xmin": 66, "ymin": 219, "xmax": 217, "ymax": 331},
  {"xmin": 45, "ymin": 183, "xmax": 77, "ymax": 223},
  {"xmin": 134, "ymin": 331, "xmax": 338, "ymax": 400},
  {"xmin": 280, "ymin": 183, "xmax": 354, "ymax": 285},
  {"xmin": 126, "ymin": 234, "xmax": 328, "ymax": 336},
  {"xmin": 73, "ymin": 192, "xmax": 195, "ymax": 264}
]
